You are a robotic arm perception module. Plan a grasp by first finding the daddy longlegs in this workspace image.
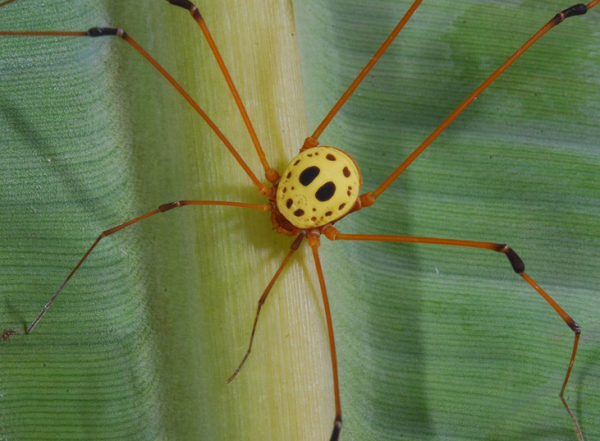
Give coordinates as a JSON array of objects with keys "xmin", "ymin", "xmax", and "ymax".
[{"xmin": 1, "ymin": 2, "xmax": 597, "ymax": 437}]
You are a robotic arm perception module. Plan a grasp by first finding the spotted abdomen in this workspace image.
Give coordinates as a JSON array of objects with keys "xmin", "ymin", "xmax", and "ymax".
[{"xmin": 276, "ymin": 146, "xmax": 361, "ymax": 229}]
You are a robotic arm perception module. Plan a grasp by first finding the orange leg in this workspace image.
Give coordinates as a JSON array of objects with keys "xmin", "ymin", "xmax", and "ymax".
[
  {"xmin": 303, "ymin": 0, "xmax": 425, "ymax": 150},
  {"xmin": 370, "ymin": 1, "xmax": 597, "ymax": 201},
  {"xmin": 308, "ymin": 235, "xmax": 343, "ymax": 441},
  {"xmin": 1, "ymin": 200, "xmax": 269, "ymax": 340},
  {"xmin": 166, "ymin": 0, "xmax": 279, "ymax": 183},
  {"xmin": 323, "ymin": 227, "xmax": 584, "ymax": 441},
  {"xmin": 301, "ymin": 1, "xmax": 597, "ymax": 201},
  {"xmin": 0, "ymin": 12, "xmax": 272, "ymax": 197},
  {"xmin": 228, "ymin": 233, "xmax": 305, "ymax": 383}
]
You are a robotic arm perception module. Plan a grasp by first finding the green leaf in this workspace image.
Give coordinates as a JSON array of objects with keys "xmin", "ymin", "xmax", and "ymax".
[
  {"xmin": 295, "ymin": 1, "xmax": 600, "ymax": 440},
  {"xmin": 1, "ymin": 0, "xmax": 326, "ymax": 440},
  {"xmin": 1, "ymin": 1, "xmax": 599, "ymax": 441}
]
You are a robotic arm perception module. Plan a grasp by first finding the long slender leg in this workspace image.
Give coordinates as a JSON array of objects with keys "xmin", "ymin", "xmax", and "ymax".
[
  {"xmin": 0, "ymin": 21, "xmax": 272, "ymax": 197},
  {"xmin": 308, "ymin": 235, "xmax": 343, "ymax": 441},
  {"xmin": 166, "ymin": 0, "xmax": 279, "ymax": 183},
  {"xmin": 370, "ymin": 2, "xmax": 597, "ymax": 201},
  {"xmin": 303, "ymin": 0, "xmax": 425, "ymax": 150},
  {"xmin": 1, "ymin": 200, "xmax": 269, "ymax": 340},
  {"xmin": 323, "ymin": 227, "xmax": 584, "ymax": 441},
  {"xmin": 228, "ymin": 233, "xmax": 305, "ymax": 383}
]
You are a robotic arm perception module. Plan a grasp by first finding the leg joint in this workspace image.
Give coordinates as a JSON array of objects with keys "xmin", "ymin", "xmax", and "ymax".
[
  {"xmin": 165, "ymin": 0, "xmax": 196, "ymax": 11},
  {"xmin": 555, "ymin": 4, "xmax": 588, "ymax": 23},
  {"xmin": 499, "ymin": 245, "xmax": 525, "ymax": 274},
  {"xmin": 88, "ymin": 27, "xmax": 124, "ymax": 38},
  {"xmin": 330, "ymin": 417, "xmax": 342, "ymax": 441},
  {"xmin": 158, "ymin": 201, "xmax": 181, "ymax": 212}
]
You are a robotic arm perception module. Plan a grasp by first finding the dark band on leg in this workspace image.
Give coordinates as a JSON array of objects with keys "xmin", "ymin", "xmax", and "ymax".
[
  {"xmin": 87, "ymin": 27, "xmax": 123, "ymax": 37},
  {"xmin": 165, "ymin": 0, "xmax": 201, "ymax": 18},
  {"xmin": 158, "ymin": 201, "xmax": 182, "ymax": 213},
  {"xmin": 499, "ymin": 245, "xmax": 525, "ymax": 274},
  {"xmin": 330, "ymin": 417, "xmax": 342, "ymax": 441},
  {"xmin": 165, "ymin": 0, "xmax": 195, "ymax": 10},
  {"xmin": 555, "ymin": 4, "xmax": 588, "ymax": 23}
]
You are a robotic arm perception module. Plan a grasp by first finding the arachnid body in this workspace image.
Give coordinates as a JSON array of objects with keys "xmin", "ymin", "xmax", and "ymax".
[{"xmin": 1, "ymin": 0, "xmax": 599, "ymax": 440}]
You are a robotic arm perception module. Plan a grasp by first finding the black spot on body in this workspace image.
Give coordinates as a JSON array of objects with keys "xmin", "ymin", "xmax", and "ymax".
[
  {"xmin": 339, "ymin": 203, "xmax": 346, "ymax": 210},
  {"xmin": 299, "ymin": 166, "xmax": 320, "ymax": 186},
  {"xmin": 293, "ymin": 159, "xmax": 300, "ymax": 166},
  {"xmin": 286, "ymin": 198, "xmax": 293, "ymax": 208},
  {"xmin": 343, "ymin": 166, "xmax": 350, "ymax": 177},
  {"xmin": 315, "ymin": 182, "xmax": 336, "ymax": 202},
  {"xmin": 294, "ymin": 209, "xmax": 304, "ymax": 217},
  {"xmin": 286, "ymin": 172, "xmax": 291, "ymax": 179},
  {"xmin": 326, "ymin": 154, "xmax": 336, "ymax": 161}
]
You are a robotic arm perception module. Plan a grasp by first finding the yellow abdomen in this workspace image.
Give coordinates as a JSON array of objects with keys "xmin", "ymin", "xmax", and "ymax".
[{"xmin": 276, "ymin": 146, "xmax": 361, "ymax": 229}]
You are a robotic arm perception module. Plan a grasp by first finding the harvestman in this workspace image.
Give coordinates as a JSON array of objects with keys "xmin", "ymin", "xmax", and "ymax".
[{"xmin": 1, "ymin": 0, "xmax": 597, "ymax": 439}]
